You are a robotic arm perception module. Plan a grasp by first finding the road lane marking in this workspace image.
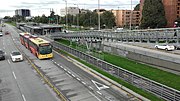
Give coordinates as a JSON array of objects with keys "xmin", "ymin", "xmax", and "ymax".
[
  {"xmin": 89, "ymin": 86, "xmax": 93, "ymax": 90},
  {"xmin": 77, "ymin": 78, "xmax": 81, "ymax": 81},
  {"xmin": 8, "ymin": 59, "xmax": 10, "ymax": 64},
  {"xmin": 89, "ymin": 91, "xmax": 101, "ymax": 101},
  {"xmin": 92, "ymin": 80, "xmax": 109, "ymax": 90},
  {"xmin": 12, "ymin": 72, "xmax": 16, "ymax": 79},
  {"xmin": 67, "ymin": 71, "xmax": 71, "ymax": 74},
  {"xmin": 22, "ymin": 94, "xmax": 27, "ymax": 101},
  {"xmin": 97, "ymin": 91, "xmax": 102, "ymax": 95},
  {"xmin": 82, "ymin": 81, "xmax": 86, "ymax": 85},
  {"xmin": 72, "ymin": 74, "xmax": 75, "ymax": 77}
]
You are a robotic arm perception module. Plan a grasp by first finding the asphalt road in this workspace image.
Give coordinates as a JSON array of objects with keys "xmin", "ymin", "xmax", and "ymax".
[{"xmin": 0, "ymin": 25, "xmax": 59, "ymax": 101}]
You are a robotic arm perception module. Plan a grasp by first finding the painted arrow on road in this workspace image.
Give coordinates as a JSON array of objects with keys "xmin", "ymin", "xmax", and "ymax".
[{"xmin": 91, "ymin": 80, "xmax": 109, "ymax": 90}]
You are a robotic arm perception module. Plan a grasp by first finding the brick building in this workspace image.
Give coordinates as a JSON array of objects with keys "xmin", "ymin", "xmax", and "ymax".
[
  {"xmin": 140, "ymin": 0, "xmax": 180, "ymax": 27},
  {"xmin": 112, "ymin": 10, "xmax": 140, "ymax": 28}
]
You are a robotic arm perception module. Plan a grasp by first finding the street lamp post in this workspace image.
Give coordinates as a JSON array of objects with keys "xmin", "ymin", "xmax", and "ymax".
[
  {"xmin": 98, "ymin": 0, "xmax": 100, "ymax": 31},
  {"xmin": 130, "ymin": 0, "xmax": 132, "ymax": 30},
  {"xmin": 63, "ymin": 0, "xmax": 68, "ymax": 30},
  {"xmin": 74, "ymin": 4, "xmax": 79, "ymax": 30}
]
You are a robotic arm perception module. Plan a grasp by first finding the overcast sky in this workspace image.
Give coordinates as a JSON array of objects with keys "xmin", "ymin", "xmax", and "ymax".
[{"xmin": 0, "ymin": 0, "xmax": 139, "ymax": 17}]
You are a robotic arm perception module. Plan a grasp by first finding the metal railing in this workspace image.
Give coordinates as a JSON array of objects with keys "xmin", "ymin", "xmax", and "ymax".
[
  {"xmin": 51, "ymin": 29, "xmax": 180, "ymax": 43},
  {"xmin": 52, "ymin": 41, "xmax": 180, "ymax": 101}
]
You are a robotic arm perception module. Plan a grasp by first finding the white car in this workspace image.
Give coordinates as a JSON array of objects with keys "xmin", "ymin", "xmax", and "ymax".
[
  {"xmin": 0, "ymin": 32, "xmax": 3, "ymax": 36},
  {"xmin": 155, "ymin": 44, "xmax": 175, "ymax": 51},
  {"xmin": 10, "ymin": 51, "xmax": 23, "ymax": 62}
]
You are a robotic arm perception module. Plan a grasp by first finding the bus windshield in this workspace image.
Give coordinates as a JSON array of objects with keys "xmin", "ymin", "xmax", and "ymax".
[{"xmin": 39, "ymin": 45, "xmax": 52, "ymax": 55}]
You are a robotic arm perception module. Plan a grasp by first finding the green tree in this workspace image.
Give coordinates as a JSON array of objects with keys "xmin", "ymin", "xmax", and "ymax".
[
  {"xmin": 101, "ymin": 11, "xmax": 115, "ymax": 28},
  {"xmin": 140, "ymin": 0, "xmax": 167, "ymax": 28},
  {"xmin": 134, "ymin": 4, "xmax": 140, "ymax": 11},
  {"xmin": 41, "ymin": 14, "xmax": 48, "ymax": 23}
]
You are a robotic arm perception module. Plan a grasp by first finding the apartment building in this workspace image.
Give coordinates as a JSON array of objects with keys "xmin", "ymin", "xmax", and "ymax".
[
  {"xmin": 112, "ymin": 10, "xmax": 140, "ymax": 28},
  {"xmin": 140, "ymin": 0, "xmax": 180, "ymax": 27}
]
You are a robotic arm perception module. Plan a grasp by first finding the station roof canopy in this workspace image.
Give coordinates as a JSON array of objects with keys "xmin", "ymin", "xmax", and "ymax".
[{"xmin": 24, "ymin": 23, "xmax": 63, "ymax": 30}]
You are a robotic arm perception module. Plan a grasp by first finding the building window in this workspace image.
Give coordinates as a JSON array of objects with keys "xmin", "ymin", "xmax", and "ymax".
[{"xmin": 177, "ymin": 11, "xmax": 180, "ymax": 14}]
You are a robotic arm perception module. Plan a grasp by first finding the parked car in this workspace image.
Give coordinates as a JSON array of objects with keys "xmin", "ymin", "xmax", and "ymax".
[
  {"xmin": 155, "ymin": 44, "xmax": 175, "ymax": 51},
  {"xmin": 0, "ymin": 32, "xmax": 3, "ymax": 37},
  {"xmin": 0, "ymin": 49, "xmax": 5, "ymax": 60},
  {"xmin": 10, "ymin": 51, "xmax": 23, "ymax": 62}
]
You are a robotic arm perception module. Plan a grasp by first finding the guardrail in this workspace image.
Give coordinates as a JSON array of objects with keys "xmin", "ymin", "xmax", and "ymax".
[{"xmin": 52, "ymin": 41, "xmax": 180, "ymax": 101}]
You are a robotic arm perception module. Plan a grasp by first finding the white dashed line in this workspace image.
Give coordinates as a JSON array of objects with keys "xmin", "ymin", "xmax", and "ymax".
[
  {"xmin": 67, "ymin": 71, "xmax": 71, "ymax": 74},
  {"xmin": 97, "ymin": 91, "xmax": 102, "ymax": 95},
  {"xmin": 22, "ymin": 94, "xmax": 26, "ymax": 101},
  {"xmin": 60, "ymin": 66, "xmax": 63, "ymax": 68},
  {"xmin": 77, "ymin": 78, "xmax": 81, "ymax": 81},
  {"xmin": 72, "ymin": 74, "xmax": 75, "ymax": 77},
  {"xmin": 8, "ymin": 59, "xmax": 10, "ymax": 64},
  {"xmin": 89, "ymin": 86, "xmax": 93, "ymax": 90},
  {"xmin": 12, "ymin": 72, "xmax": 16, "ymax": 79},
  {"xmin": 54, "ymin": 62, "xmax": 57, "ymax": 64},
  {"xmin": 82, "ymin": 82, "xmax": 86, "ymax": 85},
  {"xmin": 64, "ymin": 68, "xmax": 67, "ymax": 71},
  {"xmin": 57, "ymin": 64, "xmax": 60, "ymax": 66}
]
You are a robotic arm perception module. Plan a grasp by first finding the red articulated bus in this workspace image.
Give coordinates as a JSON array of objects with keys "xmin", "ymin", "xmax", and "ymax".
[{"xmin": 19, "ymin": 32, "xmax": 53, "ymax": 59}]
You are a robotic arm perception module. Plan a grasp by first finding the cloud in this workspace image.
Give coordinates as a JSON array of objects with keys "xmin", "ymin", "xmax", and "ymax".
[{"xmin": 0, "ymin": 10, "xmax": 14, "ymax": 13}]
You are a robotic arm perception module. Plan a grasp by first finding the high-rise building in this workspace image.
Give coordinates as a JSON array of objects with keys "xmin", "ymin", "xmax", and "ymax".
[
  {"xmin": 15, "ymin": 9, "xmax": 31, "ymax": 17},
  {"xmin": 112, "ymin": 10, "xmax": 140, "ymax": 27},
  {"xmin": 60, "ymin": 7, "xmax": 79, "ymax": 16},
  {"xmin": 140, "ymin": 0, "xmax": 180, "ymax": 27}
]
